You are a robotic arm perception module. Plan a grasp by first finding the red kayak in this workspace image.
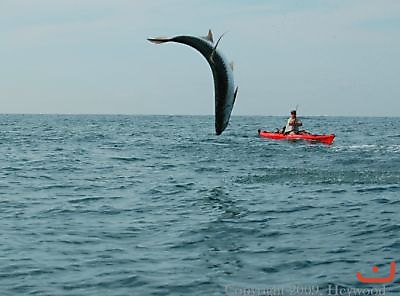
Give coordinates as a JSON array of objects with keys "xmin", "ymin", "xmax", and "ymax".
[{"xmin": 258, "ymin": 130, "xmax": 335, "ymax": 145}]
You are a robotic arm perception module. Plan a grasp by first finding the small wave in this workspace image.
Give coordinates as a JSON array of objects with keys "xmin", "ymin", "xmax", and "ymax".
[
  {"xmin": 195, "ymin": 167, "xmax": 228, "ymax": 173},
  {"xmin": 260, "ymin": 258, "xmax": 360, "ymax": 275},
  {"xmin": 146, "ymin": 188, "xmax": 163, "ymax": 195},
  {"xmin": 381, "ymin": 224, "xmax": 400, "ymax": 232},
  {"xmin": 174, "ymin": 182, "xmax": 195, "ymax": 189},
  {"xmin": 3, "ymin": 166, "xmax": 23, "ymax": 171},
  {"xmin": 169, "ymin": 238, "xmax": 207, "ymax": 250},
  {"xmin": 261, "ymin": 260, "xmax": 313, "ymax": 273},
  {"xmin": 258, "ymin": 230, "xmax": 288, "ymax": 238},
  {"xmin": 35, "ymin": 184, "xmax": 75, "ymax": 191},
  {"xmin": 236, "ymin": 169, "xmax": 400, "ymax": 185},
  {"xmin": 262, "ymin": 205, "xmax": 317, "ymax": 214},
  {"xmin": 98, "ymin": 275, "xmax": 145, "ymax": 289},
  {"xmin": 161, "ymin": 164, "xmax": 176, "ymax": 170},
  {"xmin": 357, "ymin": 185, "xmax": 400, "ymax": 193},
  {"xmin": 68, "ymin": 196, "xmax": 105, "ymax": 204},
  {"xmin": 110, "ymin": 156, "xmax": 145, "ymax": 162},
  {"xmin": 386, "ymin": 241, "xmax": 400, "ymax": 249},
  {"xmin": 206, "ymin": 186, "xmax": 228, "ymax": 199},
  {"xmin": 39, "ymin": 175, "xmax": 56, "ymax": 181},
  {"xmin": 352, "ymin": 229, "xmax": 375, "ymax": 237},
  {"xmin": 348, "ymin": 144, "xmax": 377, "ymax": 149},
  {"xmin": 57, "ymin": 166, "xmax": 83, "ymax": 172},
  {"xmin": 15, "ymin": 174, "xmax": 38, "ymax": 179},
  {"xmin": 58, "ymin": 238, "xmax": 100, "ymax": 245},
  {"xmin": 60, "ymin": 274, "xmax": 147, "ymax": 290},
  {"xmin": 372, "ymin": 198, "xmax": 390, "ymax": 204},
  {"xmin": 327, "ymin": 248, "xmax": 350, "ymax": 254}
]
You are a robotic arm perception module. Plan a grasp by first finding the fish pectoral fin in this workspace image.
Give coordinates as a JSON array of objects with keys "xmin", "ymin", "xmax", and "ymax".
[
  {"xmin": 209, "ymin": 32, "xmax": 226, "ymax": 63},
  {"xmin": 233, "ymin": 86, "xmax": 239, "ymax": 104},
  {"xmin": 202, "ymin": 29, "xmax": 214, "ymax": 43},
  {"xmin": 147, "ymin": 37, "xmax": 170, "ymax": 44}
]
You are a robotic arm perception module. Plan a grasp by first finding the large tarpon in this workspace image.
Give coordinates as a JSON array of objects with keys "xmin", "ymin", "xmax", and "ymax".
[{"xmin": 148, "ymin": 30, "xmax": 238, "ymax": 135}]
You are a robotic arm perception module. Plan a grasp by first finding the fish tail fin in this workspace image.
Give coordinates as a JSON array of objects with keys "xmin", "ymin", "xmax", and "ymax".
[{"xmin": 147, "ymin": 37, "xmax": 171, "ymax": 44}]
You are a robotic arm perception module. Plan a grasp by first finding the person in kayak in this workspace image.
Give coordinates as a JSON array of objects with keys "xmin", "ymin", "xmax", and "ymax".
[{"xmin": 284, "ymin": 110, "xmax": 303, "ymax": 135}]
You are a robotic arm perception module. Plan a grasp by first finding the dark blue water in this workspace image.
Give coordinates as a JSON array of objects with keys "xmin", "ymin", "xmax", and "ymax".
[{"xmin": 1, "ymin": 115, "xmax": 399, "ymax": 295}]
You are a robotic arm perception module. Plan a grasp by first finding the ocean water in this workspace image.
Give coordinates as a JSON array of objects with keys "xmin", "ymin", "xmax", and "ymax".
[{"xmin": 1, "ymin": 114, "xmax": 399, "ymax": 296}]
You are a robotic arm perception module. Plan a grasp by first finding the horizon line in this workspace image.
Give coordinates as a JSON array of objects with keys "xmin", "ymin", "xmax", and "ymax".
[{"xmin": 0, "ymin": 113, "xmax": 399, "ymax": 118}]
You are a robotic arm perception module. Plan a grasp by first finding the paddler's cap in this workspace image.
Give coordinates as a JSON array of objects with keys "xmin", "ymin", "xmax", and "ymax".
[{"xmin": 290, "ymin": 110, "xmax": 296, "ymax": 115}]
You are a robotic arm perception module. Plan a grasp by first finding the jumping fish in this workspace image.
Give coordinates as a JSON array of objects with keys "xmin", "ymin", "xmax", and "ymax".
[{"xmin": 148, "ymin": 30, "xmax": 238, "ymax": 135}]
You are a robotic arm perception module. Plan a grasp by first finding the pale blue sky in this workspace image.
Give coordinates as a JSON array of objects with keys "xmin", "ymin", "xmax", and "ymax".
[{"xmin": 1, "ymin": 0, "xmax": 399, "ymax": 116}]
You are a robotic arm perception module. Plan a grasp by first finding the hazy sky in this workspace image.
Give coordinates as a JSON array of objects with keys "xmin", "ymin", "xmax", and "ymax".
[{"xmin": 1, "ymin": 0, "xmax": 399, "ymax": 116}]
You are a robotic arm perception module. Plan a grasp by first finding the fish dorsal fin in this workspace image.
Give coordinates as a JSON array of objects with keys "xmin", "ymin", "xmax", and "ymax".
[
  {"xmin": 202, "ymin": 29, "xmax": 214, "ymax": 43},
  {"xmin": 230, "ymin": 61, "xmax": 234, "ymax": 71}
]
